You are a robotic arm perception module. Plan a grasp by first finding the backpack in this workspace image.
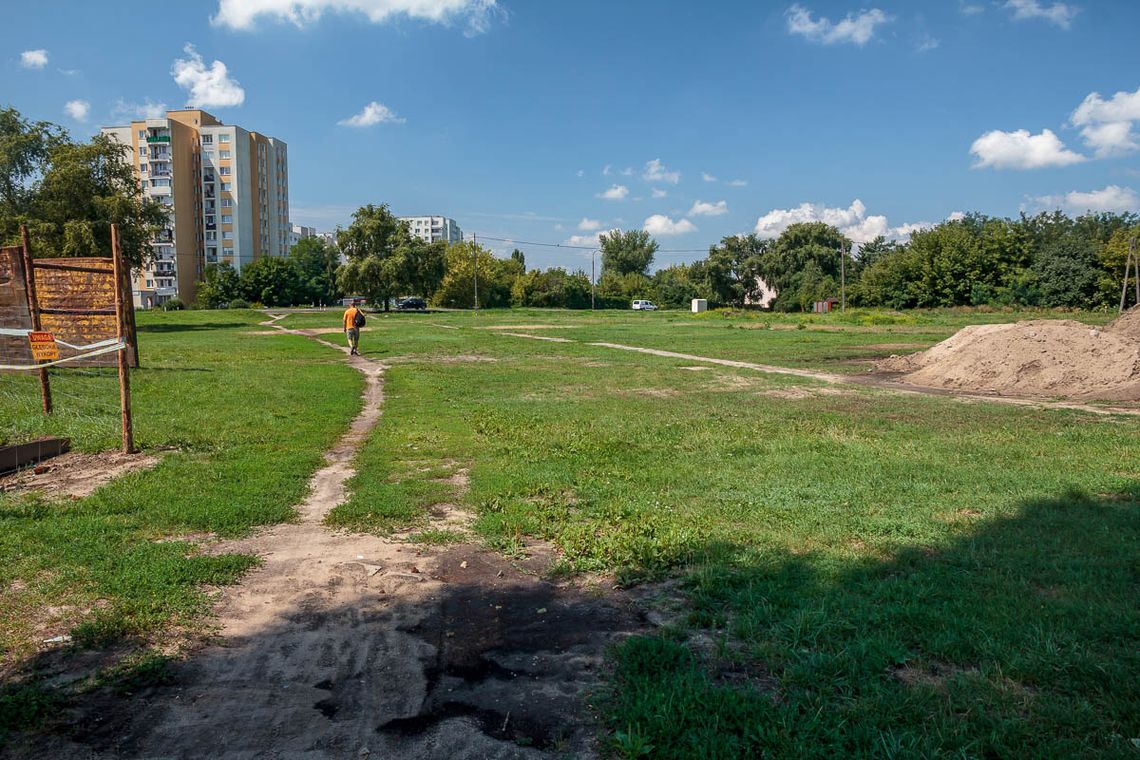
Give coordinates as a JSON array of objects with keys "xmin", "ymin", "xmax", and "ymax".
[{"xmin": 353, "ymin": 308, "xmax": 366, "ymax": 328}]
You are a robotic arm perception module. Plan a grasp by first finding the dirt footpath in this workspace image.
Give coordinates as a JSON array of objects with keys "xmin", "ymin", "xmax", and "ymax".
[{"xmin": 20, "ymin": 320, "xmax": 646, "ymax": 760}]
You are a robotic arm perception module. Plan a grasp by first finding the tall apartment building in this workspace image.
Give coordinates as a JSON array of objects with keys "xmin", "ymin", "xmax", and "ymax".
[
  {"xmin": 102, "ymin": 109, "xmax": 289, "ymax": 307},
  {"xmin": 398, "ymin": 216, "xmax": 463, "ymax": 245}
]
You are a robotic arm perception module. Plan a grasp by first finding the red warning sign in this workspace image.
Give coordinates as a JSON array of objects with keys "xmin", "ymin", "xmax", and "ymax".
[{"xmin": 28, "ymin": 331, "xmax": 59, "ymax": 362}]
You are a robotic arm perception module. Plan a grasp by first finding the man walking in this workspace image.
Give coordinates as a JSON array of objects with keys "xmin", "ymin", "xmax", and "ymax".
[{"xmin": 343, "ymin": 299, "xmax": 365, "ymax": 356}]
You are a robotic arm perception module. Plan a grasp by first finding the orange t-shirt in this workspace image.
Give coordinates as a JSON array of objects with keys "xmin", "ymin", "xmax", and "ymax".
[{"xmin": 343, "ymin": 306, "xmax": 360, "ymax": 330}]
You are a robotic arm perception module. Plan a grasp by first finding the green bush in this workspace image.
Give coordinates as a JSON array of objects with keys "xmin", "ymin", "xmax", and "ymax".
[
  {"xmin": 161, "ymin": 297, "xmax": 184, "ymax": 311},
  {"xmin": 228, "ymin": 299, "xmax": 250, "ymax": 309}
]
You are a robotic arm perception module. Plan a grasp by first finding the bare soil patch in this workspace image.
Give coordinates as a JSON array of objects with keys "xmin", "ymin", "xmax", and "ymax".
[
  {"xmin": 877, "ymin": 319, "xmax": 1140, "ymax": 401},
  {"xmin": 0, "ymin": 451, "xmax": 159, "ymax": 500}
]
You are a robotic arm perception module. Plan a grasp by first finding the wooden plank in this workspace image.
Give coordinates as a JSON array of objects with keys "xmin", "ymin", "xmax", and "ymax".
[
  {"xmin": 31, "ymin": 261, "xmax": 114, "ymax": 275},
  {"xmin": 0, "ymin": 246, "xmax": 34, "ymax": 370},
  {"xmin": 0, "ymin": 437, "xmax": 69, "ymax": 475}
]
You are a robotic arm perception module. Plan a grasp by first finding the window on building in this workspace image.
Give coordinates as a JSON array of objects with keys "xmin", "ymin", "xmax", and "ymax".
[
  {"xmin": 151, "ymin": 178, "xmax": 170, "ymax": 187},
  {"xmin": 221, "ymin": 198, "xmax": 232, "ymax": 207},
  {"xmin": 221, "ymin": 215, "xmax": 233, "ymax": 223},
  {"xmin": 219, "ymin": 134, "xmax": 230, "ymax": 143},
  {"xmin": 205, "ymin": 231, "xmax": 217, "ymax": 241},
  {"xmin": 203, "ymin": 150, "xmax": 214, "ymax": 159},
  {"xmin": 220, "ymin": 150, "xmax": 231, "ymax": 159},
  {"xmin": 139, "ymin": 164, "xmax": 148, "ymax": 173},
  {"xmin": 138, "ymin": 130, "xmax": 146, "ymax": 139},
  {"xmin": 222, "ymin": 182, "xmax": 232, "ymax": 191},
  {"xmin": 138, "ymin": 147, "xmax": 146, "ymax": 156},
  {"xmin": 201, "ymin": 135, "xmax": 213, "ymax": 144},
  {"xmin": 223, "ymin": 231, "xmax": 233, "ymax": 239},
  {"xmin": 205, "ymin": 215, "xmax": 215, "ymax": 226},
  {"xmin": 219, "ymin": 166, "xmax": 231, "ymax": 176}
]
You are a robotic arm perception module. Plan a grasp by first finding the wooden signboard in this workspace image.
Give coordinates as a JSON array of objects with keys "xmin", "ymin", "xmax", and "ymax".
[
  {"xmin": 33, "ymin": 257, "xmax": 138, "ymax": 367},
  {"xmin": 0, "ymin": 246, "xmax": 34, "ymax": 367}
]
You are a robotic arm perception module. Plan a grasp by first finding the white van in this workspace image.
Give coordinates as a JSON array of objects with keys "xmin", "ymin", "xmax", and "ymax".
[{"xmin": 631, "ymin": 300, "xmax": 658, "ymax": 311}]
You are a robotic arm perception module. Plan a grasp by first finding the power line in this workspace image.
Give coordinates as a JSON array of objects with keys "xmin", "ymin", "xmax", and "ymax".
[{"xmin": 467, "ymin": 233, "xmax": 713, "ymax": 255}]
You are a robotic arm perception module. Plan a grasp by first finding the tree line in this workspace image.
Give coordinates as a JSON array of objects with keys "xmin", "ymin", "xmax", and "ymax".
[{"xmin": 5, "ymin": 106, "xmax": 1135, "ymax": 313}]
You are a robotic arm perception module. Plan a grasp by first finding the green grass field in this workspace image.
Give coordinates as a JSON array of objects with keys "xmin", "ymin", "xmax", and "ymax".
[{"xmin": 2, "ymin": 306, "xmax": 1137, "ymax": 756}]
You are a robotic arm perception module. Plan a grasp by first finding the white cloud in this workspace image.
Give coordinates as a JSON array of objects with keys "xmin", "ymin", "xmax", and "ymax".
[
  {"xmin": 566, "ymin": 230, "xmax": 616, "ymax": 247},
  {"xmin": 642, "ymin": 158, "xmax": 680, "ymax": 185},
  {"xmin": 969, "ymin": 128, "xmax": 1085, "ymax": 169},
  {"xmin": 597, "ymin": 184, "xmax": 629, "ymax": 201},
  {"xmin": 338, "ymin": 101, "xmax": 405, "ymax": 127},
  {"xmin": 753, "ymin": 199, "xmax": 930, "ymax": 244},
  {"xmin": 947, "ymin": 211, "xmax": 968, "ymax": 221},
  {"xmin": 644, "ymin": 214, "xmax": 696, "ymax": 236},
  {"xmin": 959, "ymin": 1, "xmax": 985, "ymax": 15},
  {"xmin": 1034, "ymin": 185, "xmax": 1140, "ymax": 213},
  {"xmin": 651, "ymin": 188, "xmax": 668, "ymax": 198},
  {"xmin": 171, "ymin": 44, "xmax": 245, "ymax": 108},
  {"xmin": 602, "ymin": 164, "xmax": 613, "ymax": 176},
  {"xmin": 1070, "ymin": 86, "xmax": 1140, "ymax": 157},
  {"xmin": 915, "ymin": 35, "xmax": 940, "ymax": 53},
  {"xmin": 689, "ymin": 200, "xmax": 728, "ymax": 217},
  {"xmin": 64, "ymin": 100, "xmax": 90, "ymax": 122},
  {"xmin": 1004, "ymin": 0, "xmax": 1078, "ymax": 29},
  {"xmin": 20, "ymin": 49, "xmax": 48, "ymax": 69},
  {"xmin": 701, "ymin": 172, "xmax": 717, "ymax": 182},
  {"xmin": 728, "ymin": 179, "xmax": 748, "ymax": 187},
  {"xmin": 620, "ymin": 167, "xmax": 634, "ymax": 177},
  {"xmin": 112, "ymin": 98, "xmax": 169, "ymax": 120},
  {"xmin": 212, "ymin": 0, "xmax": 501, "ymax": 35},
  {"xmin": 578, "ymin": 217, "xmax": 602, "ymax": 231},
  {"xmin": 785, "ymin": 4, "xmax": 892, "ymax": 46},
  {"xmin": 576, "ymin": 169, "xmax": 584, "ymax": 177}
]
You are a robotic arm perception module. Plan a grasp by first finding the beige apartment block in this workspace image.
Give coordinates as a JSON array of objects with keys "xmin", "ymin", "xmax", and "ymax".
[{"xmin": 102, "ymin": 109, "xmax": 289, "ymax": 308}]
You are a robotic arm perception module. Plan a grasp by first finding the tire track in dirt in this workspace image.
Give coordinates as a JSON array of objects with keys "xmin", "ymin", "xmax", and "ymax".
[
  {"xmin": 24, "ymin": 319, "xmax": 647, "ymax": 760},
  {"xmin": 497, "ymin": 331, "xmax": 1140, "ymax": 416}
]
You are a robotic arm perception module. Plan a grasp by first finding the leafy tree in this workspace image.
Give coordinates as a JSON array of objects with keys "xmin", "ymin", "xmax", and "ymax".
[
  {"xmin": 336, "ymin": 204, "xmax": 409, "ymax": 310},
  {"xmin": 196, "ymin": 262, "xmax": 241, "ymax": 308},
  {"xmin": 704, "ymin": 234, "xmax": 769, "ymax": 307},
  {"xmin": 511, "ymin": 267, "xmax": 592, "ymax": 308},
  {"xmin": 289, "ymin": 236, "xmax": 341, "ymax": 306},
  {"xmin": 651, "ymin": 264, "xmax": 705, "ymax": 309},
  {"xmin": 239, "ymin": 257, "xmax": 304, "ymax": 307},
  {"xmin": 1, "ymin": 108, "xmax": 164, "ymax": 267},
  {"xmin": 433, "ymin": 242, "xmax": 522, "ymax": 308},
  {"xmin": 600, "ymin": 229, "xmax": 658, "ymax": 277},
  {"xmin": 394, "ymin": 237, "xmax": 448, "ymax": 300},
  {"xmin": 758, "ymin": 222, "xmax": 848, "ymax": 311},
  {"xmin": 510, "ymin": 248, "xmax": 526, "ymax": 271},
  {"xmin": 1032, "ymin": 234, "xmax": 1103, "ymax": 308},
  {"xmin": 597, "ymin": 271, "xmax": 653, "ymax": 308}
]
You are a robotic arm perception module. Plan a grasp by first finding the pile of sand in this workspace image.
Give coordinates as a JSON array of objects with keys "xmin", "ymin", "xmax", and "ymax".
[
  {"xmin": 878, "ymin": 319, "xmax": 1140, "ymax": 401},
  {"xmin": 1106, "ymin": 304, "xmax": 1140, "ymax": 340}
]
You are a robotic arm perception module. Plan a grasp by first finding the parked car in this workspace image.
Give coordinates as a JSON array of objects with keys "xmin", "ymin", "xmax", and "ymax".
[
  {"xmin": 396, "ymin": 296, "xmax": 427, "ymax": 311},
  {"xmin": 631, "ymin": 299, "xmax": 658, "ymax": 311}
]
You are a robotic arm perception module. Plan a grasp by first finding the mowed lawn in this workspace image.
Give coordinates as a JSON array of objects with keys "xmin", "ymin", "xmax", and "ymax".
[
  {"xmin": 285, "ymin": 306, "xmax": 1139, "ymax": 758},
  {"xmin": 0, "ymin": 310, "xmax": 362, "ymax": 740}
]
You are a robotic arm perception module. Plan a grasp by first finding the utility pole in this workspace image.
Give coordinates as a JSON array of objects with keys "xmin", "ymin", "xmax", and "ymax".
[
  {"xmin": 1122, "ymin": 235, "xmax": 1138, "ymax": 313},
  {"xmin": 840, "ymin": 241, "xmax": 847, "ymax": 312},
  {"xmin": 591, "ymin": 249, "xmax": 596, "ymax": 311},
  {"xmin": 472, "ymin": 233, "xmax": 479, "ymax": 312}
]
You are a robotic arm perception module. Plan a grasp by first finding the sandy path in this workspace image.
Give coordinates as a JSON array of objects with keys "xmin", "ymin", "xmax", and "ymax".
[
  {"xmin": 26, "ymin": 322, "xmax": 645, "ymax": 760},
  {"xmin": 497, "ymin": 332, "xmax": 1140, "ymax": 417}
]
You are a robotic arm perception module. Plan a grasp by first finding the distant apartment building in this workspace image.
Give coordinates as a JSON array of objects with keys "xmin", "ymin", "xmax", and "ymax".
[
  {"xmin": 398, "ymin": 216, "xmax": 463, "ymax": 245},
  {"xmin": 101, "ymin": 109, "xmax": 289, "ymax": 307},
  {"xmin": 288, "ymin": 223, "xmax": 317, "ymax": 251}
]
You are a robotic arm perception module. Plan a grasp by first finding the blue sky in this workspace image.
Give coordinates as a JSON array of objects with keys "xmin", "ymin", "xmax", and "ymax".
[{"xmin": 5, "ymin": 0, "xmax": 1140, "ymax": 270}]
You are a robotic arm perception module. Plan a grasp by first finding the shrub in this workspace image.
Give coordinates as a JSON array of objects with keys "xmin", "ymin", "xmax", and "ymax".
[
  {"xmin": 161, "ymin": 297, "xmax": 184, "ymax": 311},
  {"xmin": 228, "ymin": 299, "xmax": 250, "ymax": 309}
]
